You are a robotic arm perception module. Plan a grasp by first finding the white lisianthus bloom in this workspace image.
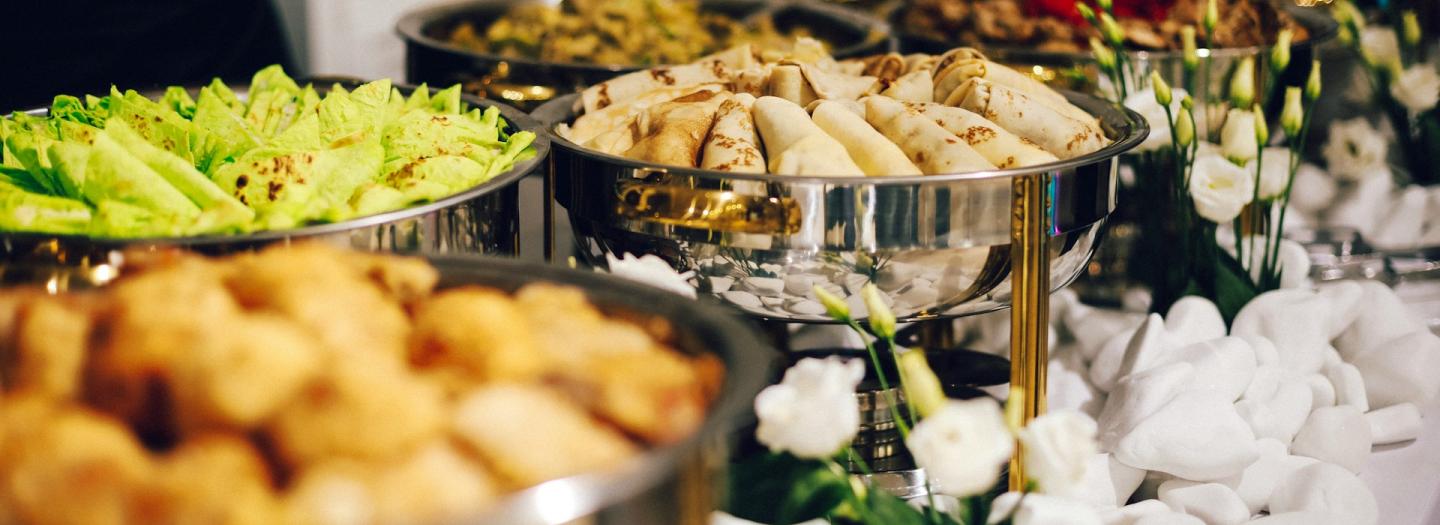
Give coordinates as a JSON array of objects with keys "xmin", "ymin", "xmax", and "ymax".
[
  {"xmin": 1390, "ymin": 65, "xmax": 1440, "ymax": 114},
  {"xmin": 1244, "ymin": 147, "xmax": 1293, "ymax": 201},
  {"xmin": 1322, "ymin": 118, "xmax": 1389, "ymax": 181},
  {"xmin": 1018, "ymin": 411, "xmax": 1098, "ymax": 497},
  {"xmin": 907, "ymin": 399, "xmax": 1014, "ymax": 498},
  {"xmin": 1190, "ymin": 153, "xmax": 1255, "ymax": 223},
  {"xmin": 1219, "ymin": 109, "xmax": 1260, "ymax": 163},
  {"xmin": 754, "ymin": 357, "xmax": 864, "ymax": 459},
  {"xmin": 604, "ymin": 252, "xmax": 696, "ymax": 298},
  {"xmin": 1360, "ymin": 27, "xmax": 1402, "ymax": 70},
  {"xmin": 1123, "ymin": 87, "xmax": 1189, "ymax": 152}
]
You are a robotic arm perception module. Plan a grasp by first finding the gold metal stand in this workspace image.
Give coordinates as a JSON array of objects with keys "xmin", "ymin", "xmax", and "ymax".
[{"xmin": 1008, "ymin": 173, "xmax": 1051, "ymax": 491}]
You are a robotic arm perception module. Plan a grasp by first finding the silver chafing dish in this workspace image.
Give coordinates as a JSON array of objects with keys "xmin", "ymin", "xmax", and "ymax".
[
  {"xmin": 535, "ymin": 90, "xmax": 1147, "ymax": 323},
  {"xmin": 0, "ymin": 79, "xmax": 550, "ymax": 288}
]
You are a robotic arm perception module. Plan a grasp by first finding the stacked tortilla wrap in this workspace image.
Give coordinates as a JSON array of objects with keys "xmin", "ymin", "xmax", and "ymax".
[{"xmin": 556, "ymin": 42, "xmax": 1113, "ymax": 176}]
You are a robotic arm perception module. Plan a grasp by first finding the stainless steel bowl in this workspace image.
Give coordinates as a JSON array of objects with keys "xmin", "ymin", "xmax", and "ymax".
[
  {"xmin": 398, "ymin": 0, "xmax": 894, "ymax": 110},
  {"xmin": 535, "ymin": 91, "xmax": 1147, "ymax": 323},
  {"xmin": 424, "ymin": 255, "xmax": 772, "ymax": 525},
  {"xmin": 0, "ymin": 79, "xmax": 550, "ymax": 288}
]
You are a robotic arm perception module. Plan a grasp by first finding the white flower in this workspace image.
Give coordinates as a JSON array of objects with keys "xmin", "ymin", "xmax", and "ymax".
[
  {"xmin": 1190, "ymin": 153, "xmax": 1255, "ymax": 223},
  {"xmin": 1018, "ymin": 411, "xmax": 1098, "ymax": 497},
  {"xmin": 1322, "ymin": 118, "xmax": 1389, "ymax": 180},
  {"xmin": 1389, "ymin": 65, "xmax": 1440, "ymax": 114},
  {"xmin": 985, "ymin": 492, "xmax": 1104, "ymax": 525},
  {"xmin": 1219, "ymin": 109, "xmax": 1260, "ymax": 163},
  {"xmin": 1124, "ymin": 87, "xmax": 1190, "ymax": 152},
  {"xmin": 1360, "ymin": 27, "xmax": 1402, "ymax": 70},
  {"xmin": 754, "ymin": 357, "xmax": 864, "ymax": 459},
  {"xmin": 604, "ymin": 252, "xmax": 696, "ymax": 298},
  {"xmin": 906, "ymin": 399, "xmax": 1014, "ymax": 498},
  {"xmin": 1244, "ymin": 147, "xmax": 1293, "ymax": 201}
]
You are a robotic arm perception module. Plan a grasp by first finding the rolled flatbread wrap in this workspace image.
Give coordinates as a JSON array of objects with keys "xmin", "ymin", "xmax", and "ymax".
[
  {"xmin": 934, "ymin": 58, "xmax": 1096, "ymax": 124},
  {"xmin": 622, "ymin": 91, "xmax": 726, "ymax": 167},
  {"xmin": 804, "ymin": 98, "xmax": 864, "ymax": 118},
  {"xmin": 903, "ymin": 101, "xmax": 1059, "ymax": 168},
  {"xmin": 864, "ymin": 96, "xmax": 994, "ymax": 175},
  {"xmin": 753, "ymin": 96, "xmax": 863, "ymax": 176},
  {"xmin": 701, "ymin": 93, "xmax": 765, "ymax": 173},
  {"xmin": 952, "ymin": 78, "xmax": 1108, "ymax": 159},
  {"xmin": 800, "ymin": 63, "xmax": 880, "ymax": 101},
  {"xmin": 811, "ymin": 101, "xmax": 921, "ymax": 176},
  {"xmin": 903, "ymin": 53, "xmax": 939, "ymax": 74},
  {"xmin": 565, "ymin": 84, "xmax": 724, "ymax": 145},
  {"xmin": 931, "ymin": 47, "xmax": 988, "ymax": 78},
  {"xmin": 580, "ymin": 58, "xmax": 734, "ymax": 113},
  {"xmin": 882, "ymin": 69, "xmax": 934, "ymax": 103},
  {"xmin": 767, "ymin": 64, "xmax": 816, "ymax": 106}
]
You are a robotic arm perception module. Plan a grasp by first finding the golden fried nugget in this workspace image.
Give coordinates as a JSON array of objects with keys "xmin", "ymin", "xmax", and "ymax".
[
  {"xmin": 136, "ymin": 435, "xmax": 283, "ymax": 525},
  {"xmin": 224, "ymin": 244, "xmax": 411, "ymax": 360},
  {"xmin": 369, "ymin": 441, "xmax": 499, "ymax": 524},
  {"xmin": 171, "ymin": 313, "xmax": 323, "ymax": 431},
  {"xmin": 410, "ymin": 287, "xmax": 547, "ymax": 382},
  {"xmin": 268, "ymin": 353, "xmax": 444, "ymax": 466},
  {"xmin": 1, "ymin": 405, "xmax": 154, "ymax": 525},
  {"xmin": 283, "ymin": 462, "xmax": 375, "ymax": 525},
  {"xmin": 13, "ymin": 297, "xmax": 92, "ymax": 399},
  {"xmin": 0, "ymin": 289, "xmax": 43, "ymax": 388},
  {"xmin": 452, "ymin": 384, "xmax": 638, "ymax": 489},
  {"xmin": 553, "ymin": 347, "xmax": 708, "ymax": 444},
  {"xmin": 342, "ymin": 251, "xmax": 440, "ymax": 306}
]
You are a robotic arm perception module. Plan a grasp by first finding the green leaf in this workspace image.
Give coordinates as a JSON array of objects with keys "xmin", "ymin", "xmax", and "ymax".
[
  {"xmin": 728, "ymin": 453, "xmax": 851, "ymax": 525},
  {"xmin": 1213, "ymin": 249, "xmax": 1260, "ymax": 325}
]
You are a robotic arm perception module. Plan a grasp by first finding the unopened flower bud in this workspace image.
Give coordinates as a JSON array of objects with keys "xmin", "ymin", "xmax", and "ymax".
[
  {"xmin": 1403, "ymin": 11, "xmax": 1422, "ymax": 48},
  {"xmin": 1230, "ymin": 56, "xmax": 1256, "ymax": 108},
  {"xmin": 1101, "ymin": 13, "xmax": 1125, "ymax": 46},
  {"xmin": 813, "ymin": 285, "xmax": 850, "ymax": 321},
  {"xmin": 861, "ymin": 283, "xmax": 896, "ymax": 339},
  {"xmin": 1281, "ymin": 87, "xmax": 1304, "ymax": 138},
  {"xmin": 1176, "ymin": 107, "xmax": 1196, "ymax": 147},
  {"xmin": 1075, "ymin": 2, "xmax": 1098, "ymax": 26},
  {"xmin": 1090, "ymin": 37, "xmax": 1116, "ymax": 71},
  {"xmin": 1151, "ymin": 71, "xmax": 1173, "ymax": 106},
  {"xmin": 1097, "ymin": 0, "xmax": 1113, "ymax": 13},
  {"xmin": 1305, "ymin": 59, "xmax": 1322, "ymax": 102},
  {"xmin": 1271, "ymin": 29, "xmax": 1293, "ymax": 73},
  {"xmin": 1204, "ymin": 0, "xmax": 1219, "ymax": 34},
  {"xmin": 1182, "ymin": 26, "xmax": 1199, "ymax": 71},
  {"xmin": 898, "ymin": 350, "xmax": 946, "ymax": 418},
  {"xmin": 1252, "ymin": 103, "xmax": 1269, "ymax": 145},
  {"xmin": 1181, "ymin": 94, "xmax": 1195, "ymax": 111}
]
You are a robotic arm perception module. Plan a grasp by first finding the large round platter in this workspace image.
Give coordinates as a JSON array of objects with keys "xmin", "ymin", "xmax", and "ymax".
[
  {"xmin": 0, "ymin": 79, "xmax": 550, "ymax": 287},
  {"xmin": 535, "ymin": 91, "xmax": 1148, "ymax": 323},
  {"xmin": 398, "ymin": 0, "xmax": 894, "ymax": 110}
]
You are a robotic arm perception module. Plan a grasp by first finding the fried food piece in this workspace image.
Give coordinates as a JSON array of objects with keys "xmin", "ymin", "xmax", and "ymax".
[
  {"xmin": 13, "ymin": 297, "xmax": 93, "ymax": 399},
  {"xmin": 283, "ymin": 462, "xmax": 376, "ymax": 525},
  {"xmin": 171, "ymin": 312, "xmax": 323, "ymax": 430},
  {"xmin": 452, "ymin": 384, "xmax": 638, "ymax": 489},
  {"xmin": 1, "ymin": 404, "xmax": 154, "ymax": 525},
  {"xmin": 268, "ymin": 353, "xmax": 444, "ymax": 466},
  {"xmin": 409, "ymin": 287, "xmax": 547, "ymax": 382},
  {"xmin": 225, "ymin": 244, "xmax": 410, "ymax": 360},
  {"xmin": 369, "ymin": 441, "xmax": 498, "ymax": 524},
  {"xmin": 0, "ymin": 289, "xmax": 43, "ymax": 388},
  {"xmin": 137, "ymin": 435, "xmax": 282, "ymax": 525},
  {"xmin": 340, "ymin": 251, "xmax": 440, "ymax": 306}
]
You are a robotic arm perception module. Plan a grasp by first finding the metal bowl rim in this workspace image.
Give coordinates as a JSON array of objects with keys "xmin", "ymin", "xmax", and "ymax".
[
  {"xmin": 1, "ymin": 79, "xmax": 550, "ymax": 249},
  {"xmin": 395, "ymin": 0, "xmax": 894, "ymax": 73},
  {"xmin": 534, "ymin": 89, "xmax": 1148, "ymax": 186},
  {"xmin": 423, "ymin": 254, "xmax": 773, "ymax": 525}
]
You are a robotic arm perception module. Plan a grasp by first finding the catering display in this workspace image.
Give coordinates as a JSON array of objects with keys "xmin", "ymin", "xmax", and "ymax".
[
  {"xmin": 538, "ymin": 41, "xmax": 1146, "ymax": 321},
  {"xmin": 398, "ymin": 0, "xmax": 891, "ymax": 109},
  {"xmin": 0, "ymin": 242, "xmax": 769, "ymax": 525}
]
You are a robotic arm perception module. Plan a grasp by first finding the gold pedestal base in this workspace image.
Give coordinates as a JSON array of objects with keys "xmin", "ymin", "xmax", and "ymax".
[{"xmin": 1008, "ymin": 173, "xmax": 1051, "ymax": 491}]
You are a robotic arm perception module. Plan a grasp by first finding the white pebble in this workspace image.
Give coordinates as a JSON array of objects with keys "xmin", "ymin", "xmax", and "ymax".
[
  {"xmin": 1243, "ymin": 511, "xmax": 1344, "ymax": 525},
  {"xmin": 1351, "ymin": 330, "xmax": 1440, "ymax": 409},
  {"xmin": 1366, "ymin": 402, "xmax": 1422, "ymax": 445},
  {"xmin": 783, "ymin": 274, "xmax": 824, "ymax": 296},
  {"xmin": 721, "ymin": 290, "xmax": 763, "ymax": 308},
  {"xmin": 1217, "ymin": 439, "xmax": 1318, "ymax": 514},
  {"xmin": 709, "ymin": 276, "xmax": 735, "ymax": 293},
  {"xmin": 1235, "ymin": 377, "xmax": 1313, "ymax": 446},
  {"xmin": 1268, "ymin": 463, "xmax": 1377, "ymax": 525},
  {"xmin": 897, "ymin": 283, "xmax": 939, "ymax": 309},
  {"xmin": 1068, "ymin": 308, "xmax": 1146, "ymax": 362},
  {"xmin": 1323, "ymin": 362, "xmax": 1368, "ymax": 412},
  {"xmin": 1133, "ymin": 512, "xmax": 1204, "ymax": 525},
  {"xmin": 1149, "ymin": 337, "xmax": 1256, "ymax": 402},
  {"xmin": 1113, "ymin": 391, "xmax": 1259, "ymax": 481},
  {"xmin": 1076, "ymin": 453, "xmax": 1146, "ymax": 508},
  {"xmin": 1290, "ymin": 406, "xmax": 1371, "ymax": 474},
  {"xmin": 784, "ymin": 299, "xmax": 827, "ymax": 316},
  {"xmin": 1305, "ymin": 375, "xmax": 1336, "ymax": 408},
  {"xmin": 1100, "ymin": 500, "xmax": 1171, "ymax": 525},
  {"xmin": 1098, "ymin": 362, "xmax": 1195, "ymax": 450},
  {"xmin": 1157, "ymin": 480, "xmax": 1250, "ymax": 525},
  {"xmin": 741, "ymin": 276, "xmax": 785, "ymax": 297},
  {"xmin": 1334, "ymin": 281, "xmax": 1423, "ymax": 360},
  {"xmin": 760, "ymin": 296, "xmax": 784, "ymax": 307},
  {"xmin": 1231, "ymin": 289, "xmax": 1331, "ymax": 375},
  {"xmin": 1164, "ymin": 297, "xmax": 1226, "ymax": 347},
  {"xmin": 1050, "ymin": 347, "xmax": 1104, "ymax": 418},
  {"xmin": 1315, "ymin": 281, "xmax": 1363, "ymax": 339},
  {"xmin": 1238, "ymin": 335, "xmax": 1280, "ymax": 368},
  {"xmin": 1090, "ymin": 327, "xmax": 1138, "ymax": 393},
  {"xmin": 1093, "ymin": 314, "xmax": 1171, "ymax": 392},
  {"xmin": 876, "ymin": 262, "xmax": 917, "ymax": 291},
  {"xmin": 1241, "ymin": 366, "xmax": 1282, "ymax": 402}
]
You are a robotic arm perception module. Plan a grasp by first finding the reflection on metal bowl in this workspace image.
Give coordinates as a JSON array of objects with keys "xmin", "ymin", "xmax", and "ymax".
[
  {"xmin": 535, "ymin": 91, "xmax": 1147, "ymax": 323},
  {"xmin": 426, "ymin": 256, "xmax": 772, "ymax": 525},
  {"xmin": 398, "ymin": 0, "xmax": 894, "ymax": 110},
  {"xmin": 0, "ymin": 80, "xmax": 550, "ymax": 289}
]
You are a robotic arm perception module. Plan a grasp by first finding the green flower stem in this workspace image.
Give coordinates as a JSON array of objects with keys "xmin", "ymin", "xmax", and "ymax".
[
  {"xmin": 1249, "ymin": 144, "xmax": 1265, "ymax": 282},
  {"xmin": 1266, "ymin": 98, "xmax": 1317, "ymax": 288},
  {"xmin": 848, "ymin": 318, "xmax": 912, "ymax": 438},
  {"xmin": 882, "ymin": 333, "xmax": 918, "ymax": 437}
]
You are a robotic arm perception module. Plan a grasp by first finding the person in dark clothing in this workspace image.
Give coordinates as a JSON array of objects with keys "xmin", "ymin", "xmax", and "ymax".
[{"xmin": 0, "ymin": 0, "xmax": 294, "ymax": 112}]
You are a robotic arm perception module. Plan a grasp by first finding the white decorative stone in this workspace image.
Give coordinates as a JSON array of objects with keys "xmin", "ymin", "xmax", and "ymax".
[
  {"xmin": 1241, "ymin": 366, "xmax": 1282, "ymax": 402},
  {"xmin": 1098, "ymin": 362, "xmax": 1195, "ymax": 450},
  {"xmin": 1148, "ymin": 337, "xmax": 1256, "ymax": 402},
  {"xmin": 1370, "ymin": 185, "xmax": 1430, "ymax": 250},
  {"xmin": 1164, "ymin": 297, "xmax": 1227, "ymax": 347},
  {"xmin": 1323, "ymin": 362, "xmax": 1369, "ymax": 412},
  {"xmin": 1113, "ymin": 391, "xmax": 1259, "ymax": 481},
  {"xmin": 1351, "ymin": 330, "xmax": 1440, "ymax": 409},
  {"xmin": 1320, "ymin": 345, "xmax": 1341, "ymax": 368},
  {"xmin": 1132, "ymin": 512, "xmax": 1204, "ymax": 525},
  {"xmin": 897, "ymin": 283, "xmax": 939, "ymax": 309},
  {"xmin": 1231, "ymin": 289, "xmax": 1331, "ymax": 375},
  {"xmin": 1268, "ymin": 463, "xmax": 1378, "ymax": 525},
  {"xmin": 1050, "ymin": 346, "xmax": 1104, "ymax": 418},
  {"xmin": 1305, "ymin": 375, "xmax": 1336, "ymax": 408},
  {"xmin": 1100, "ymin": 500, "xmax": 1171, "ymax": 525},
  {"xmin": 1365, "ymin": 402, "xmax": 1422, "ymax": 445},
  {"xmin": 1090, "ymin": 328, "xmax": 1138, "ymax": 392},
  {"xmin": 1068, "ymin": 307, "xmax": 1147, "ymax": 362},
  {"xmin": 876, "ymin": 262, "xmax": 917, "ymax": 291},
  {"xmin": 1243, "ymin": 511, "xmax": 1344, "ymax": 525},
  {"xmin": 1290, "ymin": 406, "xmax": 1372, "ymax": 474},
  {"xmin": 1114, "ymin": 314, "xmax": 1174, "ymax": 383},
  {"xmin": 1238, "ymin": 335, "xmax": 1280, "ymax": 368},
  {"xmin": 1235, "ymin": 377, "xmax": 1313, "ymax": 446},
  {"xmin": 1333, "ymin": 281, "xmax": 1424, "ymax": 360},
  {"xmin": 1157, "ymin": 480, "xmax": 1250, "ymax": 525},
  {"xmin": 709, "ymin": 276, "xmax": 735, "ymax": 293},
  {"xmin": 741, "ymin": 277, "xmax": 785, "ymax": 297},
  {"xmin": 1315, "ymin": 281, "xmax": 1363, "ymax": 339},
  {"xmin": 785, "ymin": 299, "xmax": 827, "ymax": 316},
  {"xmin": 1076, "ymin": 453, "xmax": 1146, "ymax": 508},
  {"xmin": 1274, "ymin": 241, "xmax": 1311, "ymax": 290},
  {"xmin": 761, "ymin": 296, "xmax": 784, "ymax": 307},
  {"xmin": 1217, "ymin": 438, "xmax": 1318, "ymax": 514},
  {"xmin": 784, "ymin": 274, "xmax": 825, "ymax": 296},
  {"xmin": 721, "ymin": 291, "xmax": 763, "ymax": 308}
]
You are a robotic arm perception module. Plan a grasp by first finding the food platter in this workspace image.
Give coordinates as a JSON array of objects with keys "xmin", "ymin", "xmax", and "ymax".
[
  {"xmin": 398, "ymin": 0, "xmax": 893, "ymax": 109},
  {"xmin": 0, "ymin": 78, "xmax": 550, "ymax": 287},
  {"xmin": 536, "ymin": 89, "xmax": 1148, "ymax": 323}
]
